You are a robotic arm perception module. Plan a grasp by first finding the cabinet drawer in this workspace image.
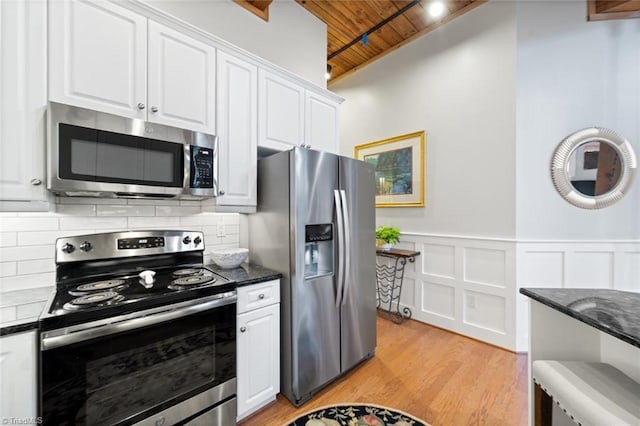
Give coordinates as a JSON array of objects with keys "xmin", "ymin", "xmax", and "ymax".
[{"xmin": 237, "ymin": 280, "xmax": 280, "ymax": 314}]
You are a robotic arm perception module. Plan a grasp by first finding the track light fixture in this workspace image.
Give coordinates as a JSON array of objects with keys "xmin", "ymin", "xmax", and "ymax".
[{"xmin": 325, "ymin": 64, "xmax": 332, "ymax": 80}]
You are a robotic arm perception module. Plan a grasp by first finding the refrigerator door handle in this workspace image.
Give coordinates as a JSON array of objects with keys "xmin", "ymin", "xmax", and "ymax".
[
  {"xmin": 334, "ymin": 189, "xmax": 346, "ymax": 307},
  {"xmin": 339, "ymin": 189, "xmax": 351, "ymax": 305}
]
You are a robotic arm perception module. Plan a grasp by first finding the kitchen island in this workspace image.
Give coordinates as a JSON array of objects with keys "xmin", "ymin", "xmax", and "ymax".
[{"xmin": 520, "ymin": 288, "xmax": 640, "ymax": 425}]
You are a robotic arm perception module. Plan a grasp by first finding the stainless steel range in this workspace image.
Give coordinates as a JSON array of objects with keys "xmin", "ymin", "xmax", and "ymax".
[{"xmin": 39, "ymin": 230, "xmax": 237, "ymax": 426}]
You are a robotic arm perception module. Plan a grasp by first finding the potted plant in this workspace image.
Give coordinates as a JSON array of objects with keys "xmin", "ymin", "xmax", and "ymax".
[{"xmin": 375, "ymin": 225, "xmax": 400, "ymax": 251}]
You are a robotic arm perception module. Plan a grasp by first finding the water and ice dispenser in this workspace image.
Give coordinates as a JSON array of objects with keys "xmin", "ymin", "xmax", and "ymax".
[{"xmin": 304, "ymin": 224, "xmax": 333, "ymax": 279}]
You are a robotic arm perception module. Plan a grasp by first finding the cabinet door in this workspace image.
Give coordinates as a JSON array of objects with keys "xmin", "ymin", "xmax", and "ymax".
[
  {"xmin": 0, "ymin": 0, "xmax": 48, "ymax": 205},
  {"xmin": 49, "ymin": 0, "xmax": 147, "ymax": 119},
  {"xmin": 216, "ymin": 51, "xmax": 257, "ymax": 210},
  {"xmin": 0, "ymin": 331, "xmax": 37, "ymax": 420},
  {"xmin": 237, "ymin": 303, "xmax": 280, "ymax": 420},
  {"xmin": 305, "ymin": 91, "xmax": 339, "ymax": 154},
  {"xmin": 148, "ymin": 21, "xmax": 216, "ymax": 134},
  {"xmin": 258, "ymin": 69, "xmax": 304, "ymax": 151}
]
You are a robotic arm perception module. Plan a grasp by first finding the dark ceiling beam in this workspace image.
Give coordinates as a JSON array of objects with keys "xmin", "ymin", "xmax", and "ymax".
[{"xmin": 328, "ymin": 0, "xmax": 421, "ymax": 61}]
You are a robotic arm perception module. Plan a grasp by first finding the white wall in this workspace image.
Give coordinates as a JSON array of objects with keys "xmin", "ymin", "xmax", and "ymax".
[
  {"xmin": 145, "ymin": 0, "xmax": 327, "ymax": 87},
  {"xmin": 515, "ymin": 0, "xmax": 640, "ymax": 240},
  {"xmin": 513, "ymin": 1, "xmax": 640, "ymax": 351},
  {"xmin": 332, "ymin": 1, "xmax": 517, "ymax": 239},
  {"xmin": 332, "ymin": 2, "xmax": 518, "ymax": 349}
]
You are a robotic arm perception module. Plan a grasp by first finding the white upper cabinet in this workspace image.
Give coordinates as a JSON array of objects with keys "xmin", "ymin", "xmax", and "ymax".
[
  {"xmin": 49, "ymin": 0, "xmax": 216, "ymax": 134},
  {"xmin": 305, "ymin": 91, "xmax": 339, "ymax": 154},
  {"xmin": 258, "ymin": 69, "xmax": 305, "ymax": 151},
  {"xmin": 0, "ymin": 0, "xmax": 49, "ymax": 207},
  {"xmin": 147, "ymin": 21, "xmax": 215, "ymax": 133},
  {"xmin": 258, "ymin": 69, "xmax": 341, "ymax": 154},
  {"xmin": 216, "ymin": 51, "xmax": 257, "ymax": 212},
  {"xmin": 49, "ymin": 0, "xmax": 147, "ymax": 120}
]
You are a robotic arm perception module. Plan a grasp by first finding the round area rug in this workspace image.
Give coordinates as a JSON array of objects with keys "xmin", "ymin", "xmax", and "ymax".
[{"xmin": 285, "ymin": 403, "xmax": 429, "ymax": 426}]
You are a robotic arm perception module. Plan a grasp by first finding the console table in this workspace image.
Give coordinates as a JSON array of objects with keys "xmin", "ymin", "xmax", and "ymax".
[{"xmin": 375, "ymin": 248, "xmax": 420, "ymax": 323}]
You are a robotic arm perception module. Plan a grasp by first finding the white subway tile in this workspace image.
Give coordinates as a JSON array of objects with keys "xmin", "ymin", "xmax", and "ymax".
[
  {"xmin": 18, "ymin": 230, "xmax": 89, "ymax": 246},
  {"xmin": 179, "ymin": 216, "xmax": 207, "ymax": 226},
  {"xmin": 0, "ymin": 245, "xmax": 54, "ymax": 262},
  {"xmin": 56, "ymin": 204, "xmax": 97, "ymax": 215},
  {"xmin": 0, "ymin": 306, "xmax": 17, "ymax": 323},
  {"xmin": 18, "ymin": 259, "xmax": 55, "ymax": 275},
  {"xmin": 97, "ymin": 205, "xmax": 155, "ymax": 217},
  {"xmin": 0, "ymin": 213, "xmax": 18, "ymax": 217},
  {"xmin": 0, "ymin": 262, "xmax": 17, "ymax": 277},
  {"xmin": 127, "ymin": 217, "xmax": 180, "ymax": 229},
  {"xmin": 180, "ymin": 201, "xmax": 202, "ymax": 207},
  {"xmin": 17, "ymin": 210, "xmax": 57, "ymax": 217},
  {"xmin": 0, "ymin": 217, "xmax": 59, "ymax": 232},
  {"xmin": 226, "ymin": 224, "xmax": 240, "ymax": 235},
  {"xmin": 59, "ymin": 216, "xmax": 127, "ymax": 230},
  {"xmin": 127, "ymin": 199, "xmax": 180, "ymax": 206},
  {"xmin": 202, "ymin": 225, "xmax": 217, "ymax": 235},
  {"xmin": 0, "ymin": 272, "xmax": 55, "ymax": 292},
  {"xmin": 156, "ymin": 206, "xmax": 201, "ymax": 216},
  {"xmin": 0, "ymin": 232, "xmax": 17, "ymax": 247},
  {"xmin": 16, "ymin": 301, "xmax": 46, "ymax": 319},
  {"xmin": 58, "ymin": 197, "xmax": 127, "ymax": 205}
]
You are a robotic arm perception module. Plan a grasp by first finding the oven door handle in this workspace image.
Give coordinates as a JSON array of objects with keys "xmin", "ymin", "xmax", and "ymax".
[{"xmin": 41, "ymin": 292, "xmax": 237, "ymax": 351}]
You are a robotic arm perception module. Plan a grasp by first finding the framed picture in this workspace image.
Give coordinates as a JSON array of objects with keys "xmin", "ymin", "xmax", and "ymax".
[{"xmin": 354, "ymin": 131, "xmax": 425, "ymax": 207}]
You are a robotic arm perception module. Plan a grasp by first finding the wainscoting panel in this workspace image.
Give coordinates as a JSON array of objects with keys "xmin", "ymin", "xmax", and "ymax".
[
  {"xmin": 515, "ymin": 241, "xmax": 640, "ymax": 351},
  {"xmin": 394, "ymin": 234, "xmax": 516, "ymax": 350},
  {"xmin": 463, "ymin": 247, "xmax": 506, "ymax": 288}
]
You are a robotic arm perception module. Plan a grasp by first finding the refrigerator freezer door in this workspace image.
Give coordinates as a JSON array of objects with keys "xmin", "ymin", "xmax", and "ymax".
[
  {"xmin": 339, "ymin": 156, "xmax": 377, "ymax": 372},
  {"xmin": 290, "ymin": 148, "xmax": 341, "ymax": 403}
]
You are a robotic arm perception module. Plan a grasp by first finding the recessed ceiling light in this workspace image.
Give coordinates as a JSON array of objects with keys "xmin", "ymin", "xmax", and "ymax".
[{"xmin": 428, "ymin": 1, "xmax": 445, "ymax": 18}]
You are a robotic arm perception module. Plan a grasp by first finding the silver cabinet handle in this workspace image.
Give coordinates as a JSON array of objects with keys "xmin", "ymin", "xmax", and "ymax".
[
  {"xmin": 151, "ymin": 106, "xmax": 158, "ymax": 113},
  {"xmin": 137, "ymin": 103, "xmax": 146, "ymax": 110},
  {"xmin": 258, "ymin": 294, "xmax": 265, "ymax": 299},
  {"xmin": 30, "ymin": 179, "xmax": 42, "ymax": 186},
  {"xmin": 219, "ymin": 190, "xmax": 225, "ymax": 195},
  {"xmin": 240, "ymin": 326, "xmax": 247, "ymax": 333}
]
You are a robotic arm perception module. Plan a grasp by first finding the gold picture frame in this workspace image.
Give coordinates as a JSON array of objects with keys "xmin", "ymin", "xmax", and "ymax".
[{"xmin": 354, "ymin": 131, "xmax": 425, "ymax": 207}]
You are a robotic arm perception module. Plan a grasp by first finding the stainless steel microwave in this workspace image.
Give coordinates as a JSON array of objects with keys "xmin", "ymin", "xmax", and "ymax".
[{"xmin": 47, "ymin": 102, "xmax": 218, "ymax": 200}]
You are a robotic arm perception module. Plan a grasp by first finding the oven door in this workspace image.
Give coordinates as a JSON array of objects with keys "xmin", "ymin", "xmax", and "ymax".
[{"xmin": 40, "ymin": 297, "xmax": 236, "ymax": 426}]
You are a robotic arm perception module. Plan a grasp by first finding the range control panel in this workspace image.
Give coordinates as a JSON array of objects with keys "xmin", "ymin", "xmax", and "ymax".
[
  {"xmin": 117, "ymin": 237, "xmax": 165, "ymax": 250},
  {"xmin": 55, "ymin": 231, "xmax": 205, "ymax": 264}
]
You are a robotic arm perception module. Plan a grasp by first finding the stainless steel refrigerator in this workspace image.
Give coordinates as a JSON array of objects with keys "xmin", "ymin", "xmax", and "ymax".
[{"xmin": 248, "ymin": 147, "xmax": 377, "ymax": 406}]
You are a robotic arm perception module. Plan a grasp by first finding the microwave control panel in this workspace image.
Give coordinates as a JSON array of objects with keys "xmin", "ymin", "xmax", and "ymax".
[{"xmin": 190, "ymin": 146, "xmax": 214, "ymax": 189}]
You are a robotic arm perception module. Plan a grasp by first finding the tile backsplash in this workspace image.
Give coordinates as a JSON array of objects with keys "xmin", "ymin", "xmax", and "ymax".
[{"xmin": 0, "ymin": 198, "xmax": 240, "ymax": 292}]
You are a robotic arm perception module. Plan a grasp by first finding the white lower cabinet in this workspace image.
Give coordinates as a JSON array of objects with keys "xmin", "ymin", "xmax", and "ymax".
[
  {"xmin": 236, "ymin": 280, "xmax": 280, "ymax": 421},
  {"xmin": 0, "ymin": 331, "xmax": 37, "ymax": 420}
]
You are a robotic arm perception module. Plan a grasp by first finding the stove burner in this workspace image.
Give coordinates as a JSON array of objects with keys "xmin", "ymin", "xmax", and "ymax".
[
  {"xmin": 70, "ymin": 279, "xmax": 127, "ymax": 296},
  {"xmin": 63, "ymin": 291, "xmax": 124, "ymax": 310},
  {"xmin": 171, "ymin": 275, "xmax": 215, "ymax": 287},
  {"xmin": 172, "ymin": 268, "xmax": 203, "ymax": 277}
]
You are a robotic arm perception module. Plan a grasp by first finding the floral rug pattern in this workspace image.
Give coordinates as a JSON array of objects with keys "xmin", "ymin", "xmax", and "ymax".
[{"xmin": 286, "ymin": 403, "xmax": 428, "ymax": 426}]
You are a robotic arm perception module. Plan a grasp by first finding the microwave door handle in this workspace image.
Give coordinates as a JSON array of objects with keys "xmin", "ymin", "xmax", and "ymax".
[
  {"xmin": 213, "ymin": 135, "xmax": 220, "ymax": 196},
  {"xmin": 334, "ymin": 189, "xmax": 345, "ymax": 307},
  {"xmin": 340, "ymin": 189, "xmax": 350, "ymax": 306}
]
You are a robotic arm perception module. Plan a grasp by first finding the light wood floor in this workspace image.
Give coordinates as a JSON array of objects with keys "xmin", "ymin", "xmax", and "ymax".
[{"xmin": 240, "ymin": 315, "xmax": 528, "ymax": 426}]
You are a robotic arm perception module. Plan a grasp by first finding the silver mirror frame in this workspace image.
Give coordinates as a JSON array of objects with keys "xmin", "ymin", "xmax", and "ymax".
[{"xmin": 551, "ymin": 127, "xmax": 637, "ymax": 209}]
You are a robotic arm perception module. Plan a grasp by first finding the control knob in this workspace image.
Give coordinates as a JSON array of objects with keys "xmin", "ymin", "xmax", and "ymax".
[
  {"xmin": 194, "ymin": 236, "xmax": 202, "ymax": 246},
  {"xmin": 80, "ymin": 241, "xmax": 92, "ymax": 252},
  {"xmin": 183, "ymin": 236, "xmax": 191, "ymax": 245},
  {"xmin": 61, "ymin": 243, "xmax": 75, "ymax": 254}
]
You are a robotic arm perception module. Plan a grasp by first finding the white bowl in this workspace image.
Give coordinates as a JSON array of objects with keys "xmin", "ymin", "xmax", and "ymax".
[{"xmin": 210, "ymin": 248, "xmax": 249, "ymax": 269}]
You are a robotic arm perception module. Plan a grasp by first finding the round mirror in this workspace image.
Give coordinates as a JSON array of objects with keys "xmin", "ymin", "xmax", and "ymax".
[{"xmin": 551, "ymin": 127, "xmax": 636, "ymax": 209}]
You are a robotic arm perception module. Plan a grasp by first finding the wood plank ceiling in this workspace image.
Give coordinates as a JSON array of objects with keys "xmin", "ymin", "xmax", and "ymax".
[
  {"xmin": 291, "ymin": 0, "xmax": 640, "ymax": 84},
  {"xmin": 294, "ymin": 0, "xmax": 487, "ymax": 83}
]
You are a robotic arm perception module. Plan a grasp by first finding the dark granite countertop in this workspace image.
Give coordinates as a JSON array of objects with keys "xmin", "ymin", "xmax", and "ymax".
[
  {"xmin": 520, "ymin": 288, "xmax": 640, "ymax": 348},
  {"xmin": 205, "ymin": 263, "xmax": 282, "ymax": 286}
]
